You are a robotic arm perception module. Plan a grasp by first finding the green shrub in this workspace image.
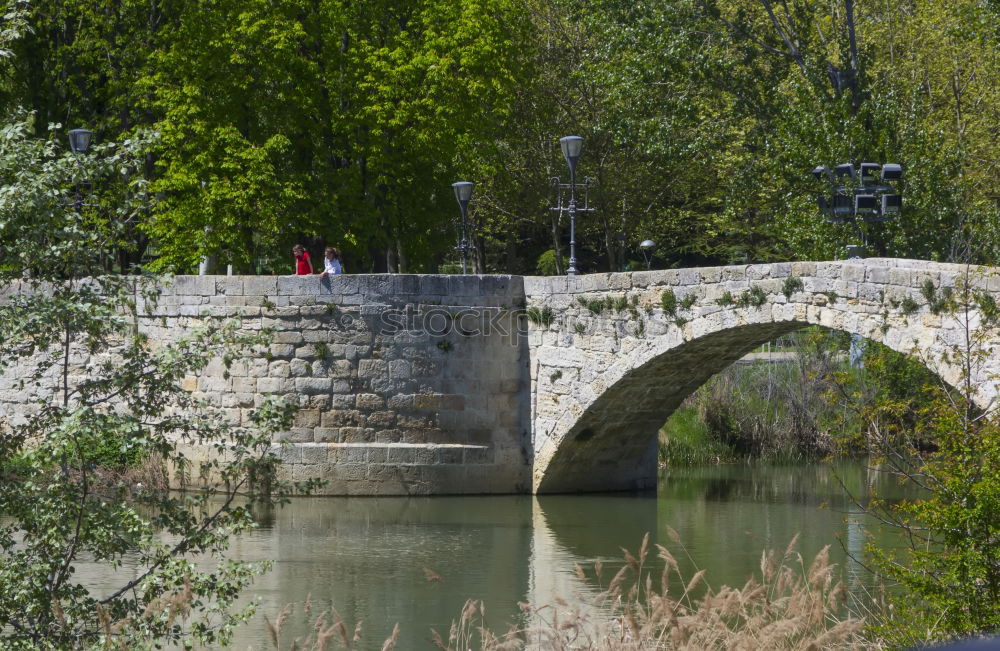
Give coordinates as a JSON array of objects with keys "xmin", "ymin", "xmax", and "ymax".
[
  {"xmin": 526, "ymin": 305, "xmax": 555, "ymax": 327},
  {"xmin": 735, "ymin": 285, "xmax": 768, "ymax": 308},
  {"xmin": 782, "ymin": 276, "xmax": 804, "ymax": 299},
  {"xmin": 661, "ymin": 289, "xmax": 678, "ymax": 316},
  {"xmin": 536, "ymin": 249, "xmax": 568, "ymax": 276}
]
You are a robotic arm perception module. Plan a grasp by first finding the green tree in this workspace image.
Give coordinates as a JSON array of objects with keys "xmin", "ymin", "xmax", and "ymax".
[
  {"xmin": 855, "ymin": 274, "xmax": 1000, "ymax": 645},
  {"xmin": 0, "ymin": 116, "xmax": 315, "ymax": 647}
]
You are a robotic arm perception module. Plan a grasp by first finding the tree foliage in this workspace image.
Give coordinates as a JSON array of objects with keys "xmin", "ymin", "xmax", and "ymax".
[
  {"xmin": 2, "ymin": 0, "xmax": 997, "ymax": 272},
  {"xmin": 0, "ymin": 115, "xmax": 315, "ymax": 648}
]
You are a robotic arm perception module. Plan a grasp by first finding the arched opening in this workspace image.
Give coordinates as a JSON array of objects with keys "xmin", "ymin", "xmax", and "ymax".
[{"xmin": 533, "ymin": 320, "xmax": 957, "ymax": 494}]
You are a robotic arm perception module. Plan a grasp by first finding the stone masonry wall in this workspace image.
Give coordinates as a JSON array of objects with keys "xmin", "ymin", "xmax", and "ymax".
[{"xmin": 0, "ymin": 274, "xmax": 532, "ymax": 495}]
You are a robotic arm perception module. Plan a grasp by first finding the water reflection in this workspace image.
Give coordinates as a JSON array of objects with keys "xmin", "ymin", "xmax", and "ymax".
[{"xmin": 74, "ymin": 462, "xmax": 915, "ymax": 648}]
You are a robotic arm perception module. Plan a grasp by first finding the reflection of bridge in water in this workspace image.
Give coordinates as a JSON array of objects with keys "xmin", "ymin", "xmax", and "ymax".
[{"xmin": 70, "ymin": 463, "xmax": 912, "ymax": 646}]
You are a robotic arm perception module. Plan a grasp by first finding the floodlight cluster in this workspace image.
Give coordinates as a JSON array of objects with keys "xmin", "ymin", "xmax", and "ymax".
[{"xmin": 812, "ymin": 162, "xmax": 902, "ymax": 223}]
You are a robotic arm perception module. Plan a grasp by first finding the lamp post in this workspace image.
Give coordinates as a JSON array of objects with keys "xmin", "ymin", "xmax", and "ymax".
[
  {"xmin": 559, "ymin": 136, "xmax": 583, "ymax": 275},
  {"xmin": 67, "ymin": 129, "xmax": 94, "ymax": 216},
  {"xmin": 812, "ymin": 161, "xmax": 902, "ymax": 366},
  {"xmin": 639, "ymin": 240, "xmax": 656, "ymax": 270},
  {"xmin": 452, "ymin": 181, "xmax": 474, "ymax": 274}
]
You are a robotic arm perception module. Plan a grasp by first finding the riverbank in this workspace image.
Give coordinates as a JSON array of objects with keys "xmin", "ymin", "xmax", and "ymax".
[{"xmin": 659, "ymin": 329, "xmax": 938, "ymax": 467}]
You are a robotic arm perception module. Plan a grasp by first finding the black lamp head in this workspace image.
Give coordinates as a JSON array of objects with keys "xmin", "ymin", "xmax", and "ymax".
[
  {"xmin": 881, "ymin": 163, "xmax": 902, "ymax": 181},
  {"xmin": 68, "ymin": 128, "xmax": 94, "ymax": 154},
  {"xmin": 834, "ymin": 163, "xmax": 856, "ymax": 182},
  {"xmin": 559, "ymin": 136, "xmax": 584, "ymax": 175},
  {"xmin": 859, "ymin": 163, "xmax": 881, "ymax": 186},
  {"xmin": 452, "ymin": 181, "xmax": 474, "ymax": 207}
]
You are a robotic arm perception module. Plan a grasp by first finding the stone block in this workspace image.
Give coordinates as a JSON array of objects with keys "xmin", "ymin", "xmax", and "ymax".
[
  {"xmin": 340, "ymin": 427, "xmax": 373, "ymax": 443},
  {"xmin": 276, "ymin": 428, "xmax": 314, "ymax": 443},
  {"xmin": 419, "ymin": 275, "xmax": 448, "ymax": 296},
  {"xmin": 273, "ymin": 330, "xmax": 304, "ymax": 344},
  {"xmin": 388, "ymin": 359, "xmax": 411, "ymax": 379},
  {"xmin": 387, "ymin": 394, "xmax": 415, "ymax": 409},
  {"xmin": 355, "ymin": 393, "xmax": 385, "ymax": 410},
  {"xmin": 215, "ymin": 277, "xmax": 244, "ymax": 296},
  {"xmin": 314, "ymin": 428, "xmax": 340, "ymax": 443},
  {"xmin": 322, "ymin": 410, "xmax": 366, "ymax": 427},
  {"xmin": 790, "ymin": 262, "xmax": 816, "ymax": 277},
  {"xmin": 358, "ymin": 359, "xmax": 388, "ymax": 377},
  {"xmin": 386, "ymin": 446, "xmax": 414, "ymax": 463},
  {"xmin": 243, "ymin": 276, "xmax": 278, "ymax": 296},
  {"xmin": 328, "ymin": 359, "xmax": 354, "ymax": 378},
  {"xmin": 277, "ymin": 275, "xmax": 316, "ymax": 295},
  {"xmin": 197, "ymin": 376, "xmax": 230, "ymax": 393},
  {"xmin": 435, "ymin": 447, "xmax": 464, "ymax": 464},
  {"xmin": 464, "ymin": 446, "xmax": 493, "ymax": 464},
  {"xmin": 269, "ymin": 344, "xmax": 296, "ymax": 358},
  {"xmin": 293, "ymin": 409, "xmax": 322, "ymax": 428},
  {"xmin": 889, "ymin": 268, "xmax": 912, "ymax": 286},
  {"xmin": 173, "ymin": 276, "xmax": 215, "ymax": 296},
  {"xmin": 289, "ymin": 359, "xmax": 310, "ymax": 377},
  {"xmin": 295, "ymin": 378, "xmax": 331, "ymax": 394},
  {"xmin": 268, "ymin": 360, "xmax": 291, "ymax": 378},
  {"xmin": 232, "ymin": 377, "xmax": 257, "ymax": 393},
  {"xmin": 366, "ymin": 411, "xmax": 396, "ymax": 427},
  {"xmin": 841, "ymin": 264, "xmax": 866, "ymax": 283}
]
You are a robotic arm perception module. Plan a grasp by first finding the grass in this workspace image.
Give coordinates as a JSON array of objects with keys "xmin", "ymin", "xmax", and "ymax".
[
  {"xmin": 659, "ymin": 329, "xmax": 866, "ymax": 464},
  {"xmin": 526, "ymin": 305, "xmax": 554, "ymax": 327},
  {"xmin": 658, "ymin": 405, "xmax": 734, "ymax": 466}
]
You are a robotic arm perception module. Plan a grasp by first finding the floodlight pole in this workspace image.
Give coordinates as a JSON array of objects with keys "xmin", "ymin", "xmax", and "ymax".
[{"xmin": 813, "ymin": 161, "xmax": 903, "ymax": 367}]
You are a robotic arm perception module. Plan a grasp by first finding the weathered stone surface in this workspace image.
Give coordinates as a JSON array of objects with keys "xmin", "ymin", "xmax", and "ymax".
[{"xmin": 3, "ymin": 259, "xmax": 997, "ymax": 496}]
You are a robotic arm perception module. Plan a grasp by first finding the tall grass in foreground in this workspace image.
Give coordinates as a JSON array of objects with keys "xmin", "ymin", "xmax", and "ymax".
[{"xmin": 265, "ymin": 533, "xmax": 870, "ymax": 650}]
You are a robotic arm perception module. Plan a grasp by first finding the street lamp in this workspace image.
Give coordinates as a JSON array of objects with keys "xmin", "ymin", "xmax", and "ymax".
[
  {"xmin": 559, "ymin": 137, "xmax": 584, "ymax": 274},
  {"xmin": 68, "ymin": 129, "xmax": 94, "ymax": 154},
  {"xmin": 68, "ymin": 129, "xmax": 94, "ymax": 218},
  {"xmin": 559, "ymin": 136, "xmax": 584, "ymax": 275},
  {"xmin": 451, "ymin": 181, "xmax": 475, "ymax": 274},
  {"xmin": 639, "ymin": 240, "xmax": 656, "ymax": 270}
]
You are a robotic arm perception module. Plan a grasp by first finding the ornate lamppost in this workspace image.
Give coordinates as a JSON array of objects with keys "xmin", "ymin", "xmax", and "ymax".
[
  {"xmin": 67, "ymin": 129, "xmax": 93, "ymax": 215},
  {"xmin": 452, "ymin": 181, "xmax": 474, "ymax": 274},
  {"xmin": 549, "ymin": 136, "xmax": 595, "ymax": 276}
]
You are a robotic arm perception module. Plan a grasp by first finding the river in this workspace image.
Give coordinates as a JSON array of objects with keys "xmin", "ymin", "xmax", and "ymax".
[{"xmin": 207, "ymin": 460, "xmax": 911, "ymax": 649}]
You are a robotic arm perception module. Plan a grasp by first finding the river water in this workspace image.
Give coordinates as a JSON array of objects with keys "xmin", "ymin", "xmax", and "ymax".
[{"xmin": 213, "ymin": 460, "xmax": 911, "ymax": 649}]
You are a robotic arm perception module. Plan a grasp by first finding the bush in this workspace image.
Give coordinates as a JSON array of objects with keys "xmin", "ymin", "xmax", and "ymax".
[{"xmin": 535, "ymin": 249, "xmax": 568, "ymax": 276}]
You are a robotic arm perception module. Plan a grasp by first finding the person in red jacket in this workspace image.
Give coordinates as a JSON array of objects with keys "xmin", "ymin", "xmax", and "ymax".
[{"xmin": 292, "ymin": 244, "xmax": 313, "ymax": 275}]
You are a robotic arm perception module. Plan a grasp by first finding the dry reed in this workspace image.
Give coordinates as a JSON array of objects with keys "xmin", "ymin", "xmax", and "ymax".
[{"xmin": 270, "ymin": 533, "xmax": 875, "ymax": 650}]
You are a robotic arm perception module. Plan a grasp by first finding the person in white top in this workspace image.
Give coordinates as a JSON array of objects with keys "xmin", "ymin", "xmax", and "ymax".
[{"xmin": 320, "ymin": 246, "xmax": 344, "ymax": 276}]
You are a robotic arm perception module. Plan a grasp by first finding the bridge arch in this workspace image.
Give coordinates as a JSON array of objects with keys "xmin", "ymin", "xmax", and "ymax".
[{"xmin": 525, "ymin": 259, "xmax": 1000, "ymax": 493}]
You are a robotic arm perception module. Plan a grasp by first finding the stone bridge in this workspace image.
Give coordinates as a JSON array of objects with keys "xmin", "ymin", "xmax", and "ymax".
[
  {"xmin": 1, "ymin": 258, "xmax": 998, "ymax": 494},
  {"xmin": 525, "ymin": 258, "xmax": 1000, "ymax": 492}
]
